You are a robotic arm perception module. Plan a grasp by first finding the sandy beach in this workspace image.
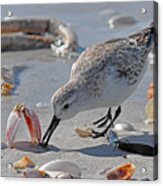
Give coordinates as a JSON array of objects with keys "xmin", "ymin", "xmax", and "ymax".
[{"xmin": 1, "ymin": 2, "xmax": 157, "ymax": 180}]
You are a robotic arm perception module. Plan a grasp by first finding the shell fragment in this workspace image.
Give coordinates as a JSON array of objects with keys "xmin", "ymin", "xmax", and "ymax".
[
  {"xmin": 1, "ymin": 82, "xmax": 14, "ymax": 95},
  {"xmin": 74, "ymin": 127, "xmax": 93, "ymax": 138},
  {"xmin": 13, "ymin": 156, "xmax": 35, "ymax": 169},
  {"xmin": 106, "ymin": 163, "xmax": 136, "ymax": 180}
]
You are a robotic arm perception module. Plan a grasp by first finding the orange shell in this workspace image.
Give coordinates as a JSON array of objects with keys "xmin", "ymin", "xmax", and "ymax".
[
  {"xmin": 13, "ymin": 156, "xmax": 35, "ymax": 169},
  {"xmin": 23, "ymin": 170, "xmax": 49, "ymax": 178},
  {"xmin": 1, "ymin": 82, "xmax": 14, "ymax": 95},
  {"xmin": 147, "ymin": 82, "xmax": 154, "ymax": 101},
  {"xmin": 74, "ymin": 127, "xmax": 93, "ymax": 138},
  {"xmin": 106, "ymin": 163, "xmax": 136, "ymax": 180}
]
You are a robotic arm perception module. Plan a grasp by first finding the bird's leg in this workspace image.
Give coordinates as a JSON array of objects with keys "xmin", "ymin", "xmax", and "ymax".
[
  {"xmin": 93, "ymin": 108, "xmax": 112, "ymax": 128},
  {"xmin": 92, "ymin": 106, "xmax": 121, "ymax": 138}
]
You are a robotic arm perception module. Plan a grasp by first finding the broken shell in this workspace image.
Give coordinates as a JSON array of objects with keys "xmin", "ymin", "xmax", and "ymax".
[
  {"xmin": 113, "ymin": 123, "xmax": 136, "ymax": 131},
  {"xmin": 21, "ymin": 107, "xmax": 42, "ymax": 144},
  {"xmin": 145, "ymin": 98, "xmax": 154, "ymax": 123},
  {"xmin": 1, "ymin": 82, "xmax": 14, "ymax": 95},
  {"xmin": 6, "ymin": 109, "xmax": 21, "ymax": 147},
  {"xmin": 39, "ymin": 160, "xmax": 81, "ymax": 178},
  {"xmin": 106, "ymin": 163, "xmax": 136, "ymax": 180},
  {"xmin": 74, "ymin": 127, "xmax": 93, "ymax": 138},
  {"xmin": 147, "ymin": 82, "xmax": 154, "ymax": 101},
  {"xmin": 13, "ymin": 156, "xmax": 35, "ymax": 169},
  {"xmin": 23, "ymin": 170, "xmax": 50, "ymax": 178}
]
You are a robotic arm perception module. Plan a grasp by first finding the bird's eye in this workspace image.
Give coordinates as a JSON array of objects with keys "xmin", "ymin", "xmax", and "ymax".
[{"xmin": 63, "ymin": 104, "xmax": 69, "ymax": 110}]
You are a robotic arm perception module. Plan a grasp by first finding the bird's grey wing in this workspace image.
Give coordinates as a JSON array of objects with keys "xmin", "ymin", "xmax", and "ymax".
[
  {"xmin": 70, "ymin": 38, "xmax": 126, "ymax": 79},
  {"xmin": 71, "ymin": 35, "xmax": 148, "ymax": 86}
]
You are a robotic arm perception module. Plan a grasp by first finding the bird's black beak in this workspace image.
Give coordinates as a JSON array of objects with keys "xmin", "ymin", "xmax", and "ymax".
[{"xmin": 40, "ymin": 115, "xmax": 60, "ymax": 147}]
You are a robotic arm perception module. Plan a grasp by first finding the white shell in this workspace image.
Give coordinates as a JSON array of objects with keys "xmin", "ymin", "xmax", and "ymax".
[
  {"xmin": 113, "ymin": 123, "xmax": 136, "ymax": 131},
  {"xmin": 108, "ymin": 14, "xmax": 137, "ymax": 29},
  {"xmin": 39, "ymin": 160, "xmax": 81, "ymax": 178},
  {"xmin": 6, "ymin": 110, "xmax": 21, "ymax": 147}
]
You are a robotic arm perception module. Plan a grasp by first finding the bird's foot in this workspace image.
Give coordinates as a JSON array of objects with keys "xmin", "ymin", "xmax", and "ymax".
[
  {"xmin": 91, "ymin": 130, "xmax": 106, "ymax": 138},
  {"xmin": 39, "ymin": 142, "xmax": 48, "ymax": 148}
]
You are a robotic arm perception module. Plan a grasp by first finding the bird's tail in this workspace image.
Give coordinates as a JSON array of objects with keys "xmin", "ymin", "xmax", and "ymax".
[{"xmin": 129, "ymin": 22, "xmax": 156, "ymax": 49}]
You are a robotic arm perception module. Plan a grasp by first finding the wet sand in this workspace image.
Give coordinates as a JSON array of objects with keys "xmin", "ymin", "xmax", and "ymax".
[{"xmin": 1, "ymin": 2, "xmax": 157, "ymax": 180}]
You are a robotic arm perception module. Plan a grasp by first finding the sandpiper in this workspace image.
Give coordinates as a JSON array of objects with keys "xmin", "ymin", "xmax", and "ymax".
[{"xmin": 41, "ymin": 23, "xmax": 155, "ymax": 146}]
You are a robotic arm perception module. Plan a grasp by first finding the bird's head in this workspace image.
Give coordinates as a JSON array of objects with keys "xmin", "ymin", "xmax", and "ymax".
[
  {"xmin": 40, "ymin": 80, "xmax": 85, "ymax": 147},
  {"xmin": 51, "ymin": 80, "xmax": 81, "ymax": 120}
]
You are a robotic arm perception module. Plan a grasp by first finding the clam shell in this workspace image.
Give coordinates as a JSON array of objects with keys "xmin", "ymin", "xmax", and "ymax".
[
  {"xmin": 6, "ymin": 110, "xmax": 22, "ymax": 147},
  {"xmin": 39, "ymin": 160, "xmax": 81, "ymax": 178},
  {"xmin": 113, "ymin": 123, "xmax": 136, "ymax": 131},
  {"xmin": 21, "ymin": 108, "xmax": 42, "ymax": 143}
]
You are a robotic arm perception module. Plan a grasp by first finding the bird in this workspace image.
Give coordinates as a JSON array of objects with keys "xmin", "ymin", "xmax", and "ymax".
[{"xmin": 40, "ymin": 23, "xmax": 155, "ymax": 147}]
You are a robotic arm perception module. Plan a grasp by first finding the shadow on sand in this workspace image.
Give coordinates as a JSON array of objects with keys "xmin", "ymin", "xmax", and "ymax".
[
  {"xmin": 2, "ymin": 133, "xmax": 157, "ymax": 157},
  {"xmin": 11, "ymin": 141, "xmax": 60, "ymax": 153},
  {"xmin": 65, "ymin": 133, "xmax": 157, "ymax": 157}
]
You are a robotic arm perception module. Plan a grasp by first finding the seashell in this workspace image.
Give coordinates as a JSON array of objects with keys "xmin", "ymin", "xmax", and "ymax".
[
  {"xmin": 23, "ymin": 170, "xmax": 50, "ymax": 178},
  {"xmin": 39, "ymin": 160, "xmax": 81, "ymax": 178},
  {"xmin": 106, "ymin": 163, "xmax": 136, "ymax": 180},
  {"xmin": 13, "ymin": 156, "xmax": 35, "ymax": 169},
  {"xmin": 108, "ymin": 14, "xmax": 137, "ymax": 29},
  {"xmin": 21, "ymin": 107, "xmax": 42, "ymax": 144},
  {"xmin": 74, "ymin": 127, "xmax": 93, "ymax": 138},
  {"xmin": 5, "ymin": 109, "xmax": 22, "ymax": 147},
  {"xmin": 1, "ymin": 82, "xmax": 14, "ymax": 95},
  {"xmin": 5, "ymin": 104, "xmax": 42, "ymax": 147},
  {"xmin": 113, "ymin": 123, "xmax": 136, "ymax": 131},
  {"xmin": 145, "ymin": 98, "xmax": 154, "ymax": 124},
  {"xmin": 147, "ymin": 82, "xmax": 154, "ymax": 101}
]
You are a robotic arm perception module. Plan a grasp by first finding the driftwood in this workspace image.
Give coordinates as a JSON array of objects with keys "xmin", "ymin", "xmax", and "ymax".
[{"xmin": 1, "ymin": 18, "xmax": 78, "ymax": 54}]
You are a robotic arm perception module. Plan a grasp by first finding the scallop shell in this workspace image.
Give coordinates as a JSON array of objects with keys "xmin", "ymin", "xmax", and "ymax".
[
  {"xmin": 39, "ymin": 160, "xmax": 81, "ymax": 178},
  {"xmin": 113, "ymin": 123, "xmax": 136, "ymax": 131},
  {"xmin": 74, "ymin": 127, "xmax": 93, "ymax": 138},
  {"xmin": 13, "ymin": 156, "xmax": 35, "ymax": 169},
  {"xmin": 106, "ymin": 163, "xmax": 136, "ymax": 180}
]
